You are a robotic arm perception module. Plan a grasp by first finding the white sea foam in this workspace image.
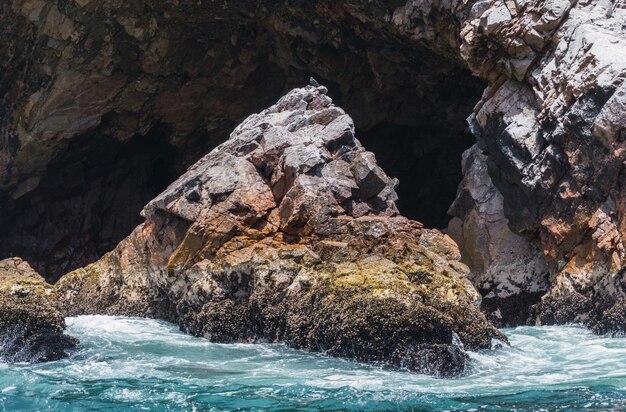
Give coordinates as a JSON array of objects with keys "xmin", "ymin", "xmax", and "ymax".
[{"xmin": 2, "ymin": 316, "xmax": 626, "ymax": 411}]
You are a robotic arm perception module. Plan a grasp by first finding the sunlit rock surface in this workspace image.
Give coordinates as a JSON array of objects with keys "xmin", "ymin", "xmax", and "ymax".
[
  {"xmin": 58, "ymin": 86, "xmax": 504, "ymax": 377},
  {"xmin": 0, "ymin": 258, "xmax": 77, "ymax": 363}
]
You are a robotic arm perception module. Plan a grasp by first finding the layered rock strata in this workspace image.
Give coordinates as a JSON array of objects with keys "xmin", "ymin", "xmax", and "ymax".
[
  {"xmin": 58, "ymin": 86, "xmax": 504, "ymax": 377},
  {"xmin": 0, "ymin": 258, "xmax": 77, "ymax": 363},
  {"xmin": 451, "ymin": 0, "xmax": 626, "ymax": 330}
]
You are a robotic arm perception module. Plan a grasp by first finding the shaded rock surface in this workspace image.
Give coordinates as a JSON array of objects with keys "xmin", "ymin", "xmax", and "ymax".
[
  {"xmin": 448, "ymin": 145, "xmax": 550, "ymax": 327},
  {"xmin": 0, "ymin": 257, "xmax": 77, "ymax": 363},
  {"xmin": 58, "ymin": 86, "xmax": 504, "ymax": 377}
]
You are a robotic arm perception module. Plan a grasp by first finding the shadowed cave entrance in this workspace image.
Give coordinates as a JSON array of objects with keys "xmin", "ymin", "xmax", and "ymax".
[
  {"xmin": 358, "ymin": 123, "xmax": 476, "ymax": 229},
  {"xmin": 0, "ymin": 46, "xmax": 485, "ymax": 283},
  {"xmin": 0, "ymin": 124, "xmax": 180, "ymax": 281}
]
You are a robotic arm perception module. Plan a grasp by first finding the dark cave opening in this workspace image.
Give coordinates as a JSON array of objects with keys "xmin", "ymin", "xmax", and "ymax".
[
  {"xmin": 0, "ymin": 13, "xmax": 487, "ymax": 283},
  {"xmin": 358, "ymin": 123, "xmax": 476, "ymax": 229},
  {"xmin": 0, "ymin": 123, "xmax": 179, "ymax": 281},
  {"xmin": 285, "ymin": 43, "xmax": 486, "ymax": 229}
]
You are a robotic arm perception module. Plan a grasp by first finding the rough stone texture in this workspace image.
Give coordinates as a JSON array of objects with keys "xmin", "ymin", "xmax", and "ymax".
[
  {"xmin": 448, "ymin": 145, "xmax": 550, "ymax": 327},
  {"xmin": 388, "ymin": 0, "xmax": 626, "ymax": 328},
  {"xmin": 0, "ymin": 0, "xmax": 483, "ymax": 280},
  {"xmin": 0, "ymin": 257, "xmax": 77, "ymax": 363},
  {"xmin": 454, "ymin": 0, "xmax": 626, "ymax": 330},
  {"xmin": 58, "ymin": 87, "xmax": 504, "ymax": 377},
  {"xmin": 2, "ymin": 0, "xmax": 626, "ymax": 332}
]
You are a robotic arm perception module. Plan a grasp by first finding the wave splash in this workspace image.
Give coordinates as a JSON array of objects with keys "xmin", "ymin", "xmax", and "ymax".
[{"xmin": 1, "ymin": 315, "xmax": 626, "ymax": 411}]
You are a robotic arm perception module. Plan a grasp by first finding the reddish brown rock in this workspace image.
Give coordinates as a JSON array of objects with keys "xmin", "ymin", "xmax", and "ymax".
[
  {"xmin": 0, "ymin": 258, "xmax": 77, "ymax": 363},
  {"xmin": 58, "ymin": 86, "xmax": 504, "ymax": 377}
]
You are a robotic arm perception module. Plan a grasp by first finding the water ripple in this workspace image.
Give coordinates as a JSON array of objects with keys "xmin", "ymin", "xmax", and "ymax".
[{"xmin": 1, "ymin": 316, "xmax": 626, "ymax": 411}]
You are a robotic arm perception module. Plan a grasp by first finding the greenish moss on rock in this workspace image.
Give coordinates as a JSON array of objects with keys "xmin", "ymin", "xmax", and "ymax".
[{"xmin": 57, "ymin": 87, "xmax": 505, "ymax": 377}]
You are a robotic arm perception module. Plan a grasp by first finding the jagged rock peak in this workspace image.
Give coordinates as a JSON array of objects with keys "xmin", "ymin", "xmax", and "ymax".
[
  {"xmin": 58, "ymin": 86, "xmax": 504, "ymax": 377},
  {"xmin": 143, "ymin": 85, "xmax": 400, "ymax": 237}
]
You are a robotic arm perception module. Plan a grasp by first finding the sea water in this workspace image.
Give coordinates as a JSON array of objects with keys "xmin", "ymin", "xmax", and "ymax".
[{"xmin": 2, "ymin": 316, "xmax": 626, "ymax": 411}]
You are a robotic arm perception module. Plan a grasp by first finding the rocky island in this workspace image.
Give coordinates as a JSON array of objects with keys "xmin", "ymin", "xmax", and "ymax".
[{"xmin": 56, "ymin": 85, "xmax": 504, "ymax": 377}]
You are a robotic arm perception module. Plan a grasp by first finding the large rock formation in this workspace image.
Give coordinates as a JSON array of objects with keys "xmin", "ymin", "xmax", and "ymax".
[
  {"xmin": 349, "ymin": 0, "xmax": 626, "ymax": 329},
  {"xmin": 58, "ymin": 86, "xmax": 504, "ymax": 377},
  {"xmin": 0, "ymin": 258, "xmax": 77, "ymax": 363},
  {"xmin": 451, "ymin": 0, "xmax": 626, "ymax": 330},
  {"xmin": 1, "ymin": 0, "xmax": 625, "ymax": 333},
  {"xmin": 0, "ymin": 0, "xmax": 482, "ymax": 279}
]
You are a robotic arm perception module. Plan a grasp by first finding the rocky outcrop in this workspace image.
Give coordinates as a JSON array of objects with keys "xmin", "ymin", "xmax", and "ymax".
[
  {"xmin": 2, "ymin": 0, "xmax": 625, "ymax": 333},
  {"xmin": 0, "ymin": 258, "xmax": 77, "ymax": 363},
  {"xmin": 452, "ymin": 1, "xmax": 626, "ymax": 330},
  {"xmin": 58, "ymin": 86, "xmax": 504, "ymax": 377},
  {"xmin": 448, "ymin": 145, "xmax": 550, "ymax": 326}
]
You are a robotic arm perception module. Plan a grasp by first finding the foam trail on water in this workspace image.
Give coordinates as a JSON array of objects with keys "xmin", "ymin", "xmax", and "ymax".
[{"xmin": 1, "ymin": 316, "xmax": 626, "ymax": 411}]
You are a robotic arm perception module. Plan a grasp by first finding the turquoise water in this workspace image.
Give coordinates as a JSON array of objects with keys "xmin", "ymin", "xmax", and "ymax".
[{"xmin": 2, "ymin": 316, "xmax": 626, "ymax": 411}]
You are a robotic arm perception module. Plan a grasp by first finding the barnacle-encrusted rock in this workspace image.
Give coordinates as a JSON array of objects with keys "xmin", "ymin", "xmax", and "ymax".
[
  {"xmin": 58, "ymin": 86, "xmax": 504, "ymax": 377},
  {"xmin": 0, "ymin": 258, "xmax": 77, "ymax": 363}
]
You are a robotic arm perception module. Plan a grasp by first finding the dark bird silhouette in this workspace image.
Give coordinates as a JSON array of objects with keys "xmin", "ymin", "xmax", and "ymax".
[{"xmin": 309, "ymin": 77, "xmax": 320, "ymax": 87}]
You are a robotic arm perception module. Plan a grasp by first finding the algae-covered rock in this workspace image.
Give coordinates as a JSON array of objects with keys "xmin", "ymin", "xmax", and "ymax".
[
  {"xmin": 0, "ymin": 258, "xmax": 77, "ymax": 363},
  {"xmin": 58, "ymin": 86, "xmax": 504, "ymax": 376}
]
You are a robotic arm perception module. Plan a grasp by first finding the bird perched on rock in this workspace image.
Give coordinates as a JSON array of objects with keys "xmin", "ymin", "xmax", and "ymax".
[{"xmin": 309, "ymin": 77, "xmax": 320, "ymax": 87}]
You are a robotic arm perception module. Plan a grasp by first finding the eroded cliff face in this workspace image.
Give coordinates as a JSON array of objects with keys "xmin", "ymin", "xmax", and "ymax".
[
  {"xmin": 57, "ymin": 86, "xmax": 504, "ymax": 377},
  {"xmin": 451, "ymin": 0, "xmax": 626, "ymax": 329},
  {"xmin": 448, "ymin": 146, "xmax": 550, "ymax": 327},
  {"xmin": 1, "ymin": 0, "xmax": 626, "ymax": 331},
  {"xmin": 0, "ymin": 0, "xmax": 482, "ymax": 280}
]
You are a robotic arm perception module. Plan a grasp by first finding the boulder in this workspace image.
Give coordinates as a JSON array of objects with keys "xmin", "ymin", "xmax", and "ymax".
[
  {"xmin": 0, "ymin": 258, "xmax": 77, "ymax": 363},
  {"xmin": 58, "ymin": 86, "xmax": 504, "ymax": 377}
]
